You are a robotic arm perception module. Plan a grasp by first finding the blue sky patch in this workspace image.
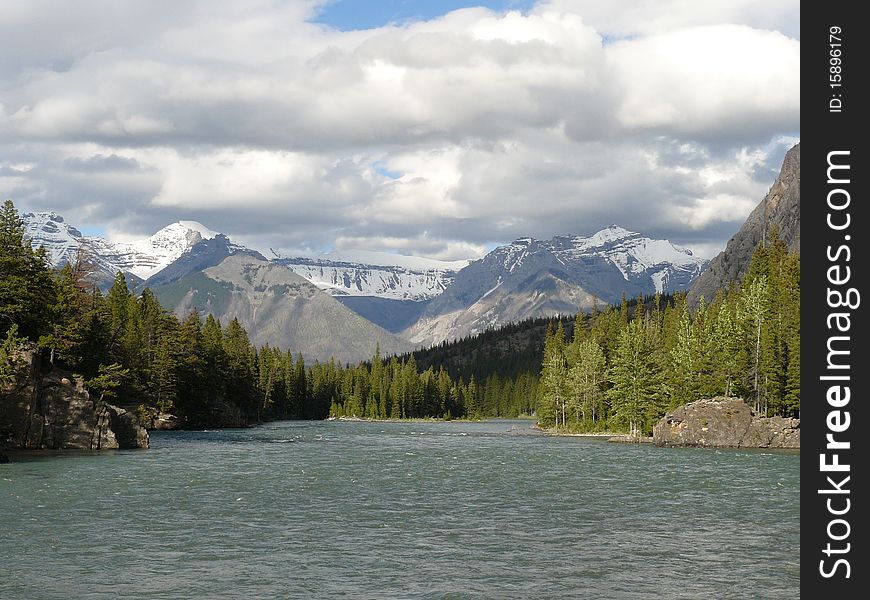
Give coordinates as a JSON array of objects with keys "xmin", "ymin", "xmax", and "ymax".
[
  {"xmin": 372, "ymin": 161, "xmax": 403, "ymax": 180},
  {"xmin": 78, "ymin": 225, "xmax": 107, "ymax": 237},
  {"xmin": 314, "ymin": 0, "xmax": 536, "ymax": 31}
]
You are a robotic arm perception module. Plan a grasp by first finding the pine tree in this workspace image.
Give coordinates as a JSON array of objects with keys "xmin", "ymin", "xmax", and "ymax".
[
  {"xmin": 668, "ymin": 303, "xmax": 699, "ymax": 408},
  {"xmin": 712, "ymin": 302, "xmax": 741, "ymax": 397},
  {"xmin": 0, "ymin": 199, "xmax": 57, "ymax": 340},
  {"xmin": 539, "ymin": 322, "xmax": 569, "ymax": 427},
  {"xmin": 176, "ymin": 309, "xmax": 208, "ymax": 419},
  {"xmin": 607, "ymin": 318, "xmax": 665, "ymax": 436}
]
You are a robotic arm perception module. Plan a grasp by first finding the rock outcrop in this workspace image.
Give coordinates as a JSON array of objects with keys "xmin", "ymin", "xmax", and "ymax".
[
  {"xmin": 653, "ymin": 397, "xmax": 799, "ymax": 449},
  {"xmin": 0, "ymin": 346, "xmax": 149, "ymax": 450},
  {"xmin": 688, "ymin": 143, "xmax": 800, "ymax": 305},
  {"xmin": 146, "ymin": 411, "xmax": 181, "ymax": 430}
]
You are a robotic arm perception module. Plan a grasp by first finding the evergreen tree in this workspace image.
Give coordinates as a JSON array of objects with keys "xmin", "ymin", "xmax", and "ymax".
[
  {"xmin": 0, "ymin": 199, "xmax": 57, "ymax": 339},
  {"xmin": 712, "ymin": 302, "xmax": 741, "ymax": 397},
  {"xmin": 538, "ymin": 322, "xmax": 569, "ymax": 427},
  {"xmin": 607, "ymin": 318, "xmax": 665, "ymax": 436}
]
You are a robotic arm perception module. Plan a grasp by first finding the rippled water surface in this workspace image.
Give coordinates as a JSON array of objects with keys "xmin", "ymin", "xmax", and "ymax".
[{"xmin": 1, "ymin": 419, "xmax": 799, "ymax": 599}]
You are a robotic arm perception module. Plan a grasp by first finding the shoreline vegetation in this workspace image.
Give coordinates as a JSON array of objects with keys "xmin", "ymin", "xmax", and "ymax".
[{"xmin": 2, "ymin": 197, "xmax": 799, "ymax": 453}]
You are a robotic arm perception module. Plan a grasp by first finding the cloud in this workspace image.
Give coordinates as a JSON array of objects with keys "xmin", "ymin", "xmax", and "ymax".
[
  {"xmin": 0, "ymin": 0, "xmax": 799, "ymax": 260},
  {"xmin": 606, "ymin": 25, "xmax": 799, "ymax": 140}
]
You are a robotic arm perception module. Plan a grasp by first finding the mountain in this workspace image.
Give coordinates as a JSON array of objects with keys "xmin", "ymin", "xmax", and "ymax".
[
  {"xmin": 145, "ymin": 234, "xmax": 266, "ymax": 287},
  {"xmin": 110, "ymin": 220, "xmax": 224, "ymax": 280},
  {"xmin": 688, "ymin": 143, "xmax": 800, "ymax": 304},
  {"xmin": 150, "ymin": 254, "xmax": 410, "ymax": 364},
  {"xmin": 272, "ymin": 248, "xmax": 466, "ymax": 300},
  {"xmin": 21, "ymin": 213, "xmax": 237, "ymax": 287},
  {"xmin": 403, "ymin": 227, "xmax": 708, "ymax": 346},
  {"xmin": 21, "ymin": 211, "xmax": 138, "ymax": 287},
  {"xmin": 271, "ymin": 253, "xmax": 464, "ymax": 333},
  {"xmin": 22, "ymin": 210, "xmax": 709, "ymax": 355}
]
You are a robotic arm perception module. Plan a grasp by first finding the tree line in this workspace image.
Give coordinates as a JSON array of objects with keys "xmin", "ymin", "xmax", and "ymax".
[
  {"xmin": 0, "ymin": 199, "xmax": 514, "ymax": 424},
  {"xmin": 3, "ymin": 197, "xmax": 799, "ymax": 430},
  {"xmin": 537, "ymin": 233, "xmax": 800, "ymax": 434}
]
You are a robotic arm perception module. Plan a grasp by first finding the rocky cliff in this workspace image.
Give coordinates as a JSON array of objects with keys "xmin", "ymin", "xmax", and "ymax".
[
  {"xmin": 653, "ymin": 397, "xmax": 799, "ymax": 449},
  {"xmin": 0, "ymin": 347, "xmax": 149, "ymax": 451},
  {"xmin": 688, "ymin": 143, "xmax": 800, "ymax": 304}
]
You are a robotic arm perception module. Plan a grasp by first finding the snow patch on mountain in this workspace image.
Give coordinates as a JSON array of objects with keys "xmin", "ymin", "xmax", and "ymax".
[
  {"xmin": 527, "ymin": 226, "xmax": 707, "ymax": 294},
  {"xmin": 272, "ymin": 256, "xmax": 459, "ymax": 301},
  {"xmin": 322, "ymin": 249, "xmax": 469, "ymax": 272},
  {"xmin": 21, "ymin": 212, "xmax": 86, "ymax": 266},
  {"xmin": 114, "ymin": 221, "xmax": 220, "ymax": 278}
]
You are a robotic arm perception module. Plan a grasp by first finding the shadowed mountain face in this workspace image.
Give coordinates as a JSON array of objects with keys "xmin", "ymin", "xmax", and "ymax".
[
  {"xmin": 334, "ymin": 296, "xmax": 432, "ymax": 333},
  {"xmin": 150, "ymin": 254, "xmax": 411, "ymax": 364},
  {"xmin": 403, "ymin": 228, "xmax": 708, "ymax": 347},
  {"xmin": 144, "ymin": 235, "xmax": 265, "ymax": 287},
  {"xmin": 688, "ymin": 143, "xmax": 800, "ymax": 305}
]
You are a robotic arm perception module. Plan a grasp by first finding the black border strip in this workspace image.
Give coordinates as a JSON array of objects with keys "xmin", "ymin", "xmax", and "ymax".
[{"xmin": 802, "ymin": 3, "xmax": 868, "ymax": 595}]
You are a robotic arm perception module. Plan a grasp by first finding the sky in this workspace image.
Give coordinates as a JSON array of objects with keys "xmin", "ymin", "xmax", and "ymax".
[{"xmin": 0, "ymin": 0, "xmax": 799, "ymax": 261}]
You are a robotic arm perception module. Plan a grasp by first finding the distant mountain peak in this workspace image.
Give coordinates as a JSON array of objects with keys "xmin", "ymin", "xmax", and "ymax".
[
  {"xmin": 404, "ymin": 225, "xmax": 709, "ymax": 346},
  {"xmin": 174, "ymin": 221, "xmax": 220, "ymax": 240},
  {"xmin": 21, "ymin": 212, "xmax": 230, "ymax": 282},
  {"xmin": 115, "ymin": 221, "xmax": 224, "ymax": 279},
  {"xmin": 510, "ymin": 236, "xmax": 537, "ymax": 246}
]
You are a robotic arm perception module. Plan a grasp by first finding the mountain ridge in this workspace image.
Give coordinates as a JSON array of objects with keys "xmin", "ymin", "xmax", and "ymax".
[
  {"xmin": 403, "ymin": 227, "xmax": 708, "ymax": 346},
  {"xmin": 22, "ymin": 210, "xmax": 712, "ymax": 354},
  {"xmin": 150, "ymin": 254, "xmax": 410, "ymax": 364}
]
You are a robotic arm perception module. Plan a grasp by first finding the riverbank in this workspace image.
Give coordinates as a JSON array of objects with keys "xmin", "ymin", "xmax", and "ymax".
[
  {"xmin": 532, "ymin": 422, "xmax": 626, "ymax": 438},
  {"xmin": 329, "ymin": 415, "xmax": 517, "ymax": 424}
]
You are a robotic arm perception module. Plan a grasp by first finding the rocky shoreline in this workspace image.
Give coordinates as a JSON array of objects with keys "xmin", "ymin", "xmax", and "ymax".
[
  {"xmin": 1, "ymin": 346, "xmax": 150, "ymax": 452},
  {"xmin": 536, "ymin": 397, "xmax": 799, "ymax": 450},
  {"xmin": 653, "ymin": 397, "xmax": 799, "ymax": 449}
]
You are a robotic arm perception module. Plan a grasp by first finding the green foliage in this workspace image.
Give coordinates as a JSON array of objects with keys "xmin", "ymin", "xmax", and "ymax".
[
  {"xmin": 536, "ymin": 239, "xmax": 800, "ymax": 433},
  {"xmin": 2, "ymin": 197, "xmax": 799, "ymax": 428},
  {"xmin": 85, "ymin": 363, "xmax": 129, "ymax": 401},
  {"xmin": 0, "ymin": 199, "xmax": 58, "ymax": 340},
  {"xmin": 607, "ymin": 318, "xmax": 666, "ymax": 436},
  {"xmin": 0, "ymin": 324, "xmax": 27, "ymax": 386}
]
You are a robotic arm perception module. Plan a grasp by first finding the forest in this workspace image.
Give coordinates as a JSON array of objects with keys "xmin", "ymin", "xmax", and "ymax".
[
  {"xmin": 537, "ymin": 233, "xmax": 800, "ymax": 434},
  {"xmin": 0, "ymin": 199, "xmax": 511, "ymax": 424},
  {"xmin": 2, "ymin": 199, "xmax": 799, "ymax": 432}
]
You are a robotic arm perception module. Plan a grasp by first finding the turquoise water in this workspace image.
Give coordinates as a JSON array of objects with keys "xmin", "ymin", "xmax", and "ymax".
[{"xmin": 1, "ymin": 420, "xmax": 799, "ymax": 599}]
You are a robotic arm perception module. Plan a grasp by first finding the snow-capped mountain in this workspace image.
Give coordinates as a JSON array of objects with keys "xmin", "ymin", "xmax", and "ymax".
[
  {"xmin": 21, "ymin": 212, "xmax": 242, "ymax": 283},
  {"xmin": 111, "ymin": 220, "xmax": 222, "ymax": 279},
  {"xmin": 22, "ymin": 210, "xmax": 709, "ymax": 350},
  {"xmin": 272, "ymin": 253, "xmax": 464, "ymax": 301},
  {"xmin": 21, "ymin": 211, "xmax": 137, "ymax": 284},
  {"xmin": 150, "ymin": 254, "xmax": 410, "ymax": 364},
  {"xmin": 544, "ymin": 225, "xmax": 707, "ymax": 294},
  {"xmin": 403, "ymin": 226, "xmax": 709, "ymax": 346}
]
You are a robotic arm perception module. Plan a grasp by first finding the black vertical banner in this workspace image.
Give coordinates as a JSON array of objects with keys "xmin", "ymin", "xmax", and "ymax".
[{"xmin": 803, "ymin": 3, "xmax": 868, "ymax": 596}]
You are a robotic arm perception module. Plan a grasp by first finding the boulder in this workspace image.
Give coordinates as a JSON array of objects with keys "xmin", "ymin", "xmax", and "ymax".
[
  {"xmin": 107, "ymin": 405, "xmax": 151, "ymax": 449},
  {"xmin": 148, "ymin": 411, "xmax": 181, "ymax": 430},
  {"xmin": 653, "ymin": 397, "xmax": 799, "ymax": 449}
]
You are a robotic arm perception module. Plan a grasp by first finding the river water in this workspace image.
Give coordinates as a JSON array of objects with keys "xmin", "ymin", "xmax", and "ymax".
[{"xmin": 1, "ymin": 419, "xmax": 799, "ymax": 599}]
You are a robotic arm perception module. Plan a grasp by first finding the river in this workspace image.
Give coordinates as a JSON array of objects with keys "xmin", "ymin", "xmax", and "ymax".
[{"xmin": 1, "ymin": 419, "xmax": 799, "ymax": 599}]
